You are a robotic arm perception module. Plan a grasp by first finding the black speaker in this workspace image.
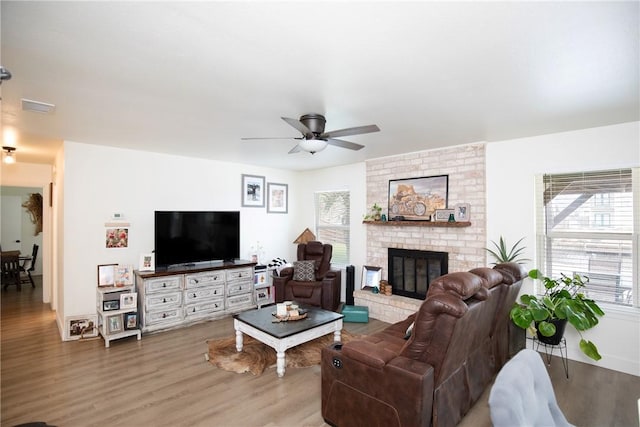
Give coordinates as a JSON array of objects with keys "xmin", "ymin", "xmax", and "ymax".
[{"xmin": 346, "ymin": 265, "xmax": 355, "ymax": 305}]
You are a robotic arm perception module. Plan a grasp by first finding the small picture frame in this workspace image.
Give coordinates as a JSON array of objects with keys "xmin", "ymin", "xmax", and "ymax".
[
  {"xmin": 65, "ymin": 314, "xmax": 98, "ymax": 340},
  {"xmin": 103, "ymin": 300, "xmax": 120, "ymax": 311},
  {"xmin": 120, "ymin": 293, "xmax": 137, "ymax": 310},
  {"xmin": 115, "ymin": 264, "xmax": 134, "ymax": 286},
  {"xmin": 241, "ymin": 174, "xmax": 266, "ymax": 207},
  {"xmin": 139, "ymin": 253, "xmax": 155, "ymax": 272},
  {"xmin": 267, "ymin": 182, "xmax": 288, "ymax": 214},
  {"xmin": 454, "ymin": 203, "xmax": 470, "ymax": 222},
  {"xmin": 434, "ymin": 209, "xmax": 455, "ymax": 222},
  {"xmin": 97, "ymin": 264, "xmax": 117, "ymax": 287},
  {"xmin": 108, "ymin": 314, "xmax": 123, "ymax": 334},
  {"xmin": 362, "ymin": 265, "xmax": 382, "ymax": 290},
  {"xmin": 124, "ymin": 313, "xmax": 138, "ymax": 330}
]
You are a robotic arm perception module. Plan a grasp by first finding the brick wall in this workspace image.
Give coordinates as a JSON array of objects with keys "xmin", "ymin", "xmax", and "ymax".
[
  {"xmin": 366, "ymin": 142, "xmax": 487, "ymax": 280},
  {"xmin": 360, "ymin": 143, "xmax": 487, "ymax": 322}
]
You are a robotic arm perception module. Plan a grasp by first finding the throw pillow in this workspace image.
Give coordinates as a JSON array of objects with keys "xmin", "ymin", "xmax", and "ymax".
[
  {"xmin": 404, "ymin": 322, "xmax": 415, "ymax": 340},
  {"xmin": 293, "ymin": 260, "xmax": 316, "ymax": 281}
]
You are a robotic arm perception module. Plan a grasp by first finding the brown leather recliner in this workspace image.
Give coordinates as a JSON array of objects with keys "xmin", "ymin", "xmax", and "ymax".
[
  {"xmin": 321, "ymin": 263, "xmax": 527, "ymax": 427},
  {"xmin": 273, "ymin": 241, "xmax": 341, "ymax": 312}
]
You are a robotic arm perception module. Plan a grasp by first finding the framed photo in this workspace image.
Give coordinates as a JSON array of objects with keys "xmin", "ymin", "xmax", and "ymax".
[
  {"xmin": 388, "ymin": 175, "xmax": 448, "ymax": 220},
  {"xmin": 267, "ymin": 182, "xmax": 288, "ymax": 214},
  {"xmin": 108, "ymin": 314, "xmax": 123, "ymax": 334},
  {"xmin": 124, "ymin": 313, "xmax": 138, "ymax": 330},
  {"xmin": 115, "ymin": 264, "xmax": 134, "ymax": 287},
  {"xmin": 241, "ymin": 174, "xmax": 266, "ymax": 207},
  {"xmin": 120, "ymin": 292, "xmax": 137, "ymax": 310},
  {"xmin": 103, "ymin": 300, "xmax": 120, "ymax": 311},
  {"xmin": 139, "ymin": 253, "xmax": 155, "ymax": 272},
  {"xmin": 434, "ymin": 209, "xmax": 455, "ymax": 222},
  {"xmin": 454, "ymin": 203, "xmax": 470, "ymax": 222},
  {"xmin": 362, "ymin": 265, "xmax": 382, "ymax": 290},
  {"xmin": 97, "ymin": 264, "xmax": 117, "ymax": 287},
  {"xmin": 65, "ymin": 314, "xmax": 98, "ymax": 341},
  {"xmin": 105, "ymin": 228, "xmax": 128, "ymax": 248}
]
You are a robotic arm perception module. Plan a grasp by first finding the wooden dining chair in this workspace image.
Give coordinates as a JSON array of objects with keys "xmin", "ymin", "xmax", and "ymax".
[
  {"xmin": 20, "ymin": 244, "xmax": 39, "ymax": 288},
  {"xmin": 2, "ymin": 253, "xmax": 22, "ymax": 291}
]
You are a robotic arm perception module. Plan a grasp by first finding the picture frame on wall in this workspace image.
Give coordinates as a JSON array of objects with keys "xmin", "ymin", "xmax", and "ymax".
[
  {"xmin": 388, "ymin": 175, "xmax": 449, "ymax": 220},
  {"xmin": 108, "ymin": 315, "xmax": 123, "ymax": 334},
  {"xmin": 97, "ymin": 264, "xmax": 117, "ymax": 287},
  {"xmin": 267, "ymin": 182, "xmax": 288, "ymax": 214},
  {"xmin": 65, "ymin": 314, "xmax": 98, "ymax": 341},
  {"xmin": 139, "ymin": 253, "xmax": 155, "ymax": 272},
  {"xmin": 124, "ymin": 313, "xmax": 138, "ymax": 330},
  {"xmin": 241, "ymin": 174, "xmax": 266, "ymax": 207},
  {"xmin": 119, "ymin": 292, "xmax": 137, "ymax": 310}
]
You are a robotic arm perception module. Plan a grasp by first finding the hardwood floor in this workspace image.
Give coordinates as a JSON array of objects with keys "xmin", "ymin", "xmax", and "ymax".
[{"xmin": 2, "ymin": 279, "xmax": 639, "ymax": 427}]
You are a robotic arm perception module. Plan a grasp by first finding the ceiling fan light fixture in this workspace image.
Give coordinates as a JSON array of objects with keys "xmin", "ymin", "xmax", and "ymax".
[
  {"xmin": 298, "ymin": 139, "xmax": 328, "ymax": 154},
  {"xmin": 2, "ymin": 146, "xmax": 16, "ymax": 164}
]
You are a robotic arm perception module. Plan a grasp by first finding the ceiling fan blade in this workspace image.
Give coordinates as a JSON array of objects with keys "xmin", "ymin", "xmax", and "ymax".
[
  {"xmin": 288, "ymin": 144, "xmax": 302, "ymax": 154},
  {"xmin": 326, "ymin": 138, "xmax": 365, "ymax": 151},
  {"xmin": 282, "ymin": 117, "xmax": 313, "ymax": 138},
  {"xmin": 320, "ymin": 124, "xmax": 380, "ymax": 139},
  {"xmin": 241, "ymin": 137, "xmax": 301, "ymax": 140}
]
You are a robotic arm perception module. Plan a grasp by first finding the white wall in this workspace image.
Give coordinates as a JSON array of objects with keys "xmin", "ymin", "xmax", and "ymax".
[
  {"xmin": 60, "ymin": 141, "xmax": 298, "ymax": 321},
  {"xmin": 486, "ymin": 121, "xmax": 640, "ymax": 376}
]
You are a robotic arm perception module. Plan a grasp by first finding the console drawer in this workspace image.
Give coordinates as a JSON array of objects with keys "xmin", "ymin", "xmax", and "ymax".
[
  {"xmin": 184, "ymin": 285, "xmax": 225, "ymax": 304},
  {"xmin": 146, "ymin": 307, "xmax": 183, "ymax": 325},
  {"xmin": 227, "ymin": 268, "xmax": 253, "ymax": 282},
  {"xmin": 185, "ymin": 299, "xmax": 225, "ymax": 319},
  {"xmin": 227, "ymin": 281, "xmax": 253, "ymax": 296},
  {"xmin": 145, "ymin": 291, "xmax": 182, "ymax": 311},
  {"xmin": 144, "ymin": 276, "xmax": 182, "ymax": 293},
  {"xmin": 227, "ymin": 293, "xmax": 254, "ymax": 310},
  {"xmin": 185, "ymin": 272, "xmax": 225, "ymax": 289}
]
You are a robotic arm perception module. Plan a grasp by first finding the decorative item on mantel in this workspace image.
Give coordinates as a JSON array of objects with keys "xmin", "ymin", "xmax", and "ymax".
[
  {"xmin": 379, "ymin": 280, "xmax": 392, "ymax": 296},
  {"xmin": 363, "ymin": 203, "xmax": 384, "ymax": 221}
]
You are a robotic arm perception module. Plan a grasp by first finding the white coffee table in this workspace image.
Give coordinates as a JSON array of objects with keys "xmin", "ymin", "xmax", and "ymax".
[{"xmin": 234, "ymin": 305, "xmax": 344, "ymax": 377}]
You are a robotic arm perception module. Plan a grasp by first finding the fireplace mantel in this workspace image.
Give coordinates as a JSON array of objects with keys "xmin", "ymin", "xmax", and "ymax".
[{"xmin": 363, "ymin": 220, "xmax": 471, "ymax": 227}]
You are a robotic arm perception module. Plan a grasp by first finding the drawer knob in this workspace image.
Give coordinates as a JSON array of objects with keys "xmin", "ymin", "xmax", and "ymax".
[
  {"xmin": 162, "ymin": 313, "xmax": 167, "ymax": 318},
  {"xmin": 163, "ymin": 298, "xmax": 167, "ymax": 303},
  {"xmin": 162, "ymin": 283, "xmax": 167, "ymax": 288}
]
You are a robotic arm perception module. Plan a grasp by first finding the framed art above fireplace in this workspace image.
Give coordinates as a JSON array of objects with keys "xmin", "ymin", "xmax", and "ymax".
[{"xmin": 388, "ymin": 175, "xmax": 448, "ymax": 221}]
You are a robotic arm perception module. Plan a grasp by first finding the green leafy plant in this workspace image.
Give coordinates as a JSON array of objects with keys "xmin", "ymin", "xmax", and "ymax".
[
  {"xmin": 486, "ymin": 236, "xmax": 530, "ymax": 264},
  {"xmin": 370, "ymin": 203, "xmax": 383, "ymax": 220},
  {"xmin": 510, "ymin": 269, "xmax": 605, "ymax": 361}
]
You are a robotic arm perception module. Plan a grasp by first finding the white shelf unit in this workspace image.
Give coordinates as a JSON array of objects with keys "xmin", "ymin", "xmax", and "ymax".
[
  {"xmin": 96, "ymin": 285, "xmax": 142, "ymax": 348},
  {"xmin": 254, "ymin": 266, "xmax": 275, "ymax": 308}
]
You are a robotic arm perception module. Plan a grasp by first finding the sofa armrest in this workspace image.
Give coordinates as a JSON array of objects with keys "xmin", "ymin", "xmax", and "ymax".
[
  {"xmin": 273, "ymin": 268, "xmax": 293, "ymax": 303},
  {"xmin": 322, "ymin": 344, "xmax": 434, "ymax": 427},
  {"xmin": 342, "ymin": 340, "xmax": 399, "ymax": 369}
]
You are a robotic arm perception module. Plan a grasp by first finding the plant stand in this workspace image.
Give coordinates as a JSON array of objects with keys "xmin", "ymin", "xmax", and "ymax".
[{"xmin": 528, "ymin": 336, "xmax": 569, "ymax": 379}]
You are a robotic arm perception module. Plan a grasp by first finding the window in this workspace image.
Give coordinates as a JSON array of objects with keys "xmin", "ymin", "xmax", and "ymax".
[
  {"xmin": 315, "ymin": 191, "xmax": 350, "ymax": 265},
  {"xmin": 536, "ymin": 168, "xmax": 638, "ymax": 307}
]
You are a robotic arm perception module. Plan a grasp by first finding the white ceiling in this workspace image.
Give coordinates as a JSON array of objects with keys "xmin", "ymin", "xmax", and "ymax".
[{"xmin": 1, "ymin": 1, "xmax": 638, "ymax": 171}]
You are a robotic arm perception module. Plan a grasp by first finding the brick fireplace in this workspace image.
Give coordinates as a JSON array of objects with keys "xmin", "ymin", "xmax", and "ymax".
[
  {"xmin": 388, "ymin": 248, "xmax": 448, "ymax": 299},
  {"xmin": 354, "ymin": 143, "xmax": 487, "ymax": 323}
]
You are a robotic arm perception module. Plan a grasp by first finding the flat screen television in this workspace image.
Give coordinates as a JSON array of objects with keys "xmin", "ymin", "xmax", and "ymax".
[{"xmin": 154, "ymin": 211, "xmax": 240, "ymax": 269}]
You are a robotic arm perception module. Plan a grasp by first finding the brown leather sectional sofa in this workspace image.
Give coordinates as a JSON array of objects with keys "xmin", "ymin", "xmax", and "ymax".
[{"xmin": 321, "ymin": 262, "xmax": 527, "ymax": 427}]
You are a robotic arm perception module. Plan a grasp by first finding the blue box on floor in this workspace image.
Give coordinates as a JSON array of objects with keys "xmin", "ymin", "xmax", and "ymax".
[{"xmin": 342, "ymin": 305, "xmax": 369, "ymax": 323}]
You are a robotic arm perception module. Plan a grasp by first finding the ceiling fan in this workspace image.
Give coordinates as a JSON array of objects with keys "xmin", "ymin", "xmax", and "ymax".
[{"xmin": 241, "ymin": 113, "xmax": 380, "ymax": 154}]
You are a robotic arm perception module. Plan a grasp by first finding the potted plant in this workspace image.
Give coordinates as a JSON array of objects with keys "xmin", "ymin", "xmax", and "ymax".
[
  {"xmin": 371, "ymin": 203, "xmax": 383, "ymax": 221},
  {"xmin": 486, "ymin": 236, "xmax": 530, "ymax": 264},
  {"xmin": 510, "ymin": 269, "xmax": 605, "ymax": 361}
]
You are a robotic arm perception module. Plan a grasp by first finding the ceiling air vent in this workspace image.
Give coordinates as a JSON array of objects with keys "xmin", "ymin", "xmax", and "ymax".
[{"xmin": 21, "ymin": 98, "xmax": 55, "ymax": 114}]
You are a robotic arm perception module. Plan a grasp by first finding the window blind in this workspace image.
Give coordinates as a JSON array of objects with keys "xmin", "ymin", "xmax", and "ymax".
[
  {"xmin": 315, "ymin": 191, "xmax": 350, "ymax": 265},
  {"xmin": 536, "ymin": 168, "xmax": 636, "ymax": 306}
]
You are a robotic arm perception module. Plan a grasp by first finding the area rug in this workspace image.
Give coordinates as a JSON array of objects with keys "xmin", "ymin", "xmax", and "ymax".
[{"xmin": 206, "ymin": 330, "xmax": 359, "ymax": 375}]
